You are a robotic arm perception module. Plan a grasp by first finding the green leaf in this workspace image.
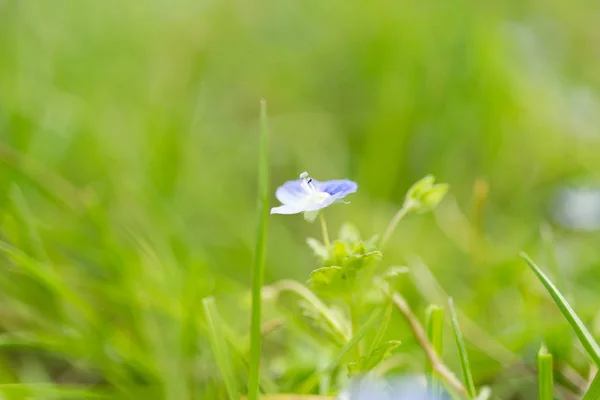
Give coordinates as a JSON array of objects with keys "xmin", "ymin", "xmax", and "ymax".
[
  {"xmin": 426, "ymin": 305, "xmax": 444, "ymax": 399},
  {"xmin": 537, "ymin": 345, "xmax": 553, "ymax": 400},
  {"xmin": 404, "ymin": 175, "xmax": 448, "ymax": 213},
  {"xmin": 299, "ymin": 306, "xmax": 386, "ymax": 394},
  {"xmin": 406, "ymin": 175, "xmax": 436, "ymax": 202},
  {"xmin": 329, "ymin": 241, "xmax": 349, "ymax": 265},
  {"xmin": 203, "ymin": 297, "xmax": 240, "ymax": 400},
  {"xmin": 521, "ymin": 252, "xmax": 600, "ymax": 366},
  {"xmin": 348, "ymin": 340, "xmax": 401, "ymax": 376},
  {"xmin": 343, "ymin": 250, "xmax": 383, "ymax": 271},
  {"xmin": 369, "ymin": 301, "xmax": 393, "ymax": 353},
  {"xmin": 308, "ymin": 266, "xmax": 356, "ymax": 297},
  {"xmin": 306, "ymin": 237, "xmax": 329, "ymax": 261},
  {"xmin": 418, "ymin": 184, "xmax": 449, "ymax": 214},
  {"xmin": 449, "ymin": 298, "xmax": 477, "ymax": 399},
  {"xmin": 248, "ymin": 99, "xmax": 269, "ymax": 400},
  {"xmin": 583, "ymin": 369, "xmax": 600, "ymax": 400}
]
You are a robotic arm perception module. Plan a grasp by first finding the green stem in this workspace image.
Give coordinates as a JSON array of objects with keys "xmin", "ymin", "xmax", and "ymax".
[
  {"xmin": 380, "ymin": 203, "xmax": 413, "ymax": 250},
  {"xmin": 319, "ymin": 212, "xmax": 331, "ymax": 253},
  {"xmin": 248, "ymin": 100, "xmax": 269, "ymax": 400}
]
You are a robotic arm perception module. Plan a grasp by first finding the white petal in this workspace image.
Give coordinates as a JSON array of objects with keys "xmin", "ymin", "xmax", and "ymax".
[{"xmin": 270, "ymin": 203, "xmax": 305, "ymax": 215}]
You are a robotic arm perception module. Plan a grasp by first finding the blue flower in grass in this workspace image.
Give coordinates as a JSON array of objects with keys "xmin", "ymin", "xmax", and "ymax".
[{"xmin": 271, "ymin": 172, "xmax": 357, "ymax": 222}]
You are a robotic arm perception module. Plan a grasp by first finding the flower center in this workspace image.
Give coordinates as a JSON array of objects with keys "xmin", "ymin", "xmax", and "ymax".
[
  {"xmin": 300, "ymin": 171, "xmax": 317, "ymax": 194},
  {"xmin": 299, "ymin": 171, "xmax": 331, "ymax": 206}
]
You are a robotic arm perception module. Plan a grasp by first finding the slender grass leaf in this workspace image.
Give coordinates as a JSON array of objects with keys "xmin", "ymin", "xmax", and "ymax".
[
  {"xmin": 449, "ymin": 298, "xmax": 476, "ymax": 398},
  {"xmin": 583, "ymin": 369, "xmax": 600, "ymax": 400},
  {"xmin": 538, "ymin": 345, "xmax": 553, "ymax": 400},
  {"xmin": 369, "ymin": 301, "xmax": 393, "ymax": 353},
  {"xmin": 426, "ymin": 304, "xmax": 444, "ymax": 400},
  {"xmin": 248, "ymin": 100, "xmax": 269, "ymax": 400},
  {"xmin": 203, "ymin": 297, "xmax": 239, "ymax": 400},
  {"xmin": 521, "ymin": 252, "xmax": 600, "ymax": 366}
]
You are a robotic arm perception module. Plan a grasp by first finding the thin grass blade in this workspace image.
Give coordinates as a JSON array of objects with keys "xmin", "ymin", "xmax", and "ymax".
[
  {"xmin": 248, "ymin": 100, "xmax": 270, "ymax": 400},
  {"xmin": 520, "ymin": 252, "xmax": 600, "ymax": 366},
  {"xmin": 583, "ymin": 369, "xmax": 600, "ymax": 400},
  {"xmin": 203, "ymin": 297, "xmax": 240, "ymax": 400},
  {"xmin": 426, "ymin": 304, "xmax": 445, "ymax": 399},
  {"xmin": 538, "ymin": 345, "xmax": 553, "ymax": 400},
  {"xmin": 448, "ymin": 298, "xmax": 476, "ymax": 398}
]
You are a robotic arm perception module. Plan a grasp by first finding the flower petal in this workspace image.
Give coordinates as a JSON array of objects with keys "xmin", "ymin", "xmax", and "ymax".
[
  {"xmin": 275, "ymin": 180, "xmax": 308, "ymax": 204},
  {"xmin": 270, "ymin": 203, "xmax": 306, "ymax": 215},
  {"xmin": 316, "ymin": 179, "xmax": 358, "ymax": 199}
]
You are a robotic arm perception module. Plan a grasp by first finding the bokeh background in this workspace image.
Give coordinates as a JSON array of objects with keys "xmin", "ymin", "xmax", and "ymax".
[{"xmin": 1, "ymin": 0, "xmax": 600, "ymax": 398}]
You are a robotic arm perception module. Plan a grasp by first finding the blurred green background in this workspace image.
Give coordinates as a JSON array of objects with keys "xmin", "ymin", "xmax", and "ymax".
[{"xmin": 1, "ymin": 0, "xmax": 600, "ymax": 398}]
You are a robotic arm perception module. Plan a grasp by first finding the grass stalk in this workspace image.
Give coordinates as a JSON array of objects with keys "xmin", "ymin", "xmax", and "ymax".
[
  {"xmin": 449, "ymin": 298, "xmax": 477, "ymax": 399},
  {"xmin": 426, "ymin": 305, "xmax": 445, "ymax": 399},
  {"xmin": 538, "ymin": 345, "xmax": 553, "ymax": 400},
  {"xmin": 248, "ymin": 99, "xmax": 270, "ymax": 400}
]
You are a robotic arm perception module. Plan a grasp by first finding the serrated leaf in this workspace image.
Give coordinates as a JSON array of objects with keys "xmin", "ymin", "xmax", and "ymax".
[
  {"xmin": 308, "ymin": 266, "xmax": 356, "ymax": 297},
  {"xmin": 347, "ymin": 340, "xmax": 402, "ymax": 376},
  {"xmin": 306, "ymin": 237, "xmax": 329, "ymax": 261},
  {"xmin": 343, "ymin": 250, "xmax": 383, "ymax": 271}
]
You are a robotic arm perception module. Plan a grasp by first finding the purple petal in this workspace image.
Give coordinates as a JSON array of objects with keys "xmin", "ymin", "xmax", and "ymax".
[
  {"xmin": 275, "ymin": 180, "xmax": 307, "ymax": 204},
  {"xmin": 316, "ymin": 179, "xmax": 358, "ymax": 199}
]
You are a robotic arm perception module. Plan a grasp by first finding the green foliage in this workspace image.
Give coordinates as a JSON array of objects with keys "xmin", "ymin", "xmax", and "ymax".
[
  {"xmin": 347, "ymin": 340, "xmax": 401, "ymax": 376},
  {"xmin": 405, "ymin": 175, "xmax": 449, "ymax": 214},
  {"xmin": 521, "ymin": 253, "xmax": 600, "ymax": 367},
  {"xmin": 203, "ymin": 297, "xmax": 240, "ymax": 400},
  {"xmin": 248, "ymin": 100, "xmax": 270, "ymax": 400},
  {"xmin": 308, "ymin": 266, "xmax": 357, "ymax": 297},
  {"xmin": 426, "ymin": 305, "xmax": 445, "ymax": 399},
  {"xmin": 537, "ymin": 345, "xmax": 553, "ymax": 400},
  {"xmin": 583, "ymin": 370, "xmax": 600, "ymax": 400},
  {"xmin": 449, "ymin": 298, "xmax": 477, "ymax": 399},
  {"xmin": 1, "ymin": 0, "xmax": 600, "ymax": 398},
  {"xmin": 307, "ymin": 223, "xmax": 381, "ymax": 297}
]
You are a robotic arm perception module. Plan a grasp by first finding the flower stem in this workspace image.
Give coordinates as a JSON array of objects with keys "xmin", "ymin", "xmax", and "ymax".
[
  {"xmin": 319, "ymin": 212, "xmax": 331, "ymax": 252},
  {"xmin": 380, "ymin": 202, "xmax": 413, "ymax": 250}
]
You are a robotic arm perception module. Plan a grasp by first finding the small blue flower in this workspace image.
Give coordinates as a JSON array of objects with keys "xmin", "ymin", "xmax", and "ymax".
[{"xmin": 271, "ymin": 172, "xmax": 358, "ymax": 222}]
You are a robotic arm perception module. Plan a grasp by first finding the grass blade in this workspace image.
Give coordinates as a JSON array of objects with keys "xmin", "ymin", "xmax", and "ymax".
[
  {"xmin": 538, "ymin": 345, "xmax": 553, "ymax": 400},
  {"xmin": 369, "ymin": 301, "xmax": 393, "ymax": 353},
  {"xmin": 449, "ymin": 298, "xmax": 476, "ymax": 398},
  {"xmin": 583, "ymin": 370, "xmax": 600, "ymax": 400},
  {"xmin": 248, "ymin": 99, "xmax": 270, "ymax": 400},
  {"xmin": 520, "ymin": 252, "xmax": 600, "ymax": 366},
  {"xmin": 203, "ymin": 297, "xmax": 240, "ymax": 400},
  {"xmin": 426, "ymin": 305, "xmax": 445, "ymax": 400}
]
